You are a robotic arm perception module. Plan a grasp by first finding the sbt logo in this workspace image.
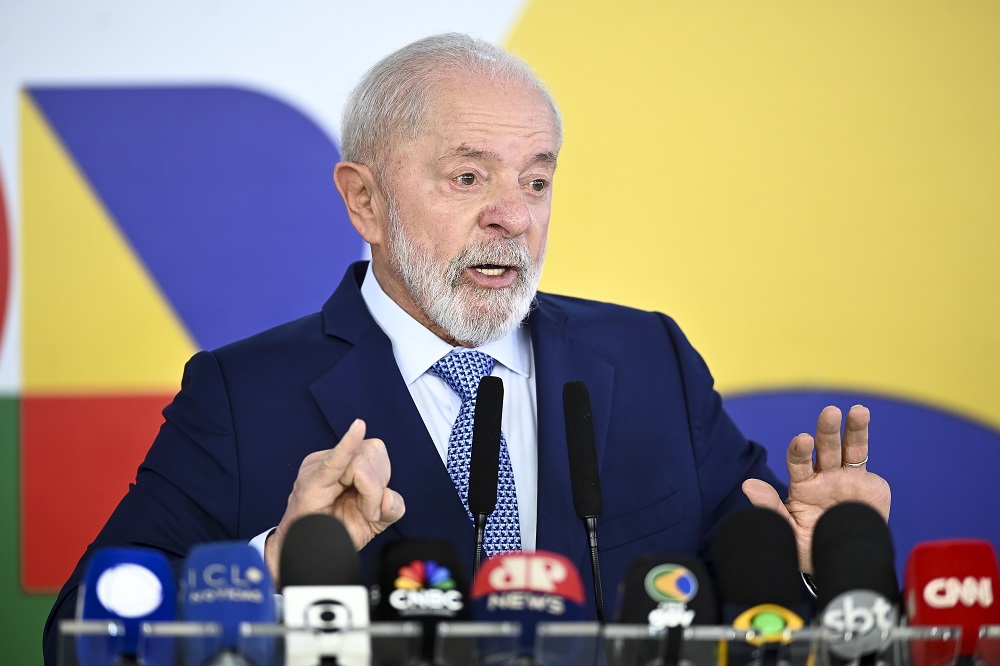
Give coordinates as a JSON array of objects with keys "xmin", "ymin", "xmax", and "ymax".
[
  {"xmin": 822, "ymin": 591, "xmax": 899, "ymax": 659},
  {"xmin": 923, "ymin": 577, "xmax": 994, "ymax": 609}
]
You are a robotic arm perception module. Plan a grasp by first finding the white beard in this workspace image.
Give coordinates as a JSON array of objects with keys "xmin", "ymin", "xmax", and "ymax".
[{"xmin": 385, "ymin": 199, "xmax": 544, "ymax": 346}]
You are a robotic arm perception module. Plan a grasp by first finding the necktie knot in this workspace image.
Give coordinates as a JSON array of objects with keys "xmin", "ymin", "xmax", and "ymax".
[{"xmin": 431, "ymin": 350, "xmax": 496, "ymax": 402}]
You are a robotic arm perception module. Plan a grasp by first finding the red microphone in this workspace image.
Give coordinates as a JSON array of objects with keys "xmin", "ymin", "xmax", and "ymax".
[
  {"xmin": 471, "ymin": 551, "xmax": 586, "ymax": 658},
  {"xmin": 905, "ymin": 539, "xmax": 1000, "ymax": 663}
]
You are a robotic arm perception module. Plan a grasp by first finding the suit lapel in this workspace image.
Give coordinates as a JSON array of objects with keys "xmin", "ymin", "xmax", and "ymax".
[
  {"xmin": 529, "ymin": 296, "xmax": 614, "ymax": 569},
  {"xmin": 305, "ymin": 267, "xmax": 614, "ymax": 567},
  {"xmin": 307, "ymin": 264, "xmax": 472, "ymax": 546}
]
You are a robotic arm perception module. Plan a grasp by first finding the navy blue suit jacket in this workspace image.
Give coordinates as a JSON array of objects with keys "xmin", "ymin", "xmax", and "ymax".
[{"xmin": 44, "ymin": 261, "xmax": 784, "ymax": 659}]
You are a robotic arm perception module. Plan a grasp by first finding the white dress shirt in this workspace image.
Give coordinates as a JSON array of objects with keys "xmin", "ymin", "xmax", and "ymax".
[
  {"xmin": 360, "ymin": 263, "xmax": 538, "ymax": 550},
  {"xmin": 251, "ymin": 263, "xmax": 538, "ymax": 555}
]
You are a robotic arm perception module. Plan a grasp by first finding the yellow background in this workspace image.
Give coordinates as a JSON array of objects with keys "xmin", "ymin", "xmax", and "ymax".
[{"xmin": 512, "ymin": 1, "xmax": 1000, "ymax": 428}]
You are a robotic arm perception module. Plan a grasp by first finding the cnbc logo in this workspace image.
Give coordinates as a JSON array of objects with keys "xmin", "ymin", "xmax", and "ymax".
[
  {"xmin": 644, "ymin": 564, "xmax": 698, "ymax": 604},
  {"xmin": 389, "ymin": 560, "xmax": 463, "ymax": 616}
]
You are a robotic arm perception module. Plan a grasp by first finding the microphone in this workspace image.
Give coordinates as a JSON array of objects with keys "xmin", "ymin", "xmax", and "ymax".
[
  {"xmin": 563, "ymin": 380, "xmax": 606, "ymax": 624},
  {"xmin": 470, "ymin": 550, "xmax": 586, "ymax": 657},
  {"xmin": 280, "ymin": 513, "xmax": 370, "ymax": 666},
  {"xmin": 615, "ymin": 555, "xmax": 719, "ymax": 666},
  {"xmin": 812, "ymin": 502, "xmax": 900, "ymax": 664},
  {"xmin": 181, "ymin": 541, "xmax": 277, "ymax": 666},
  {"xmin": 468, "ymin": 375, "xmax": 504, "ymax": 578},
  {"xmin": 904, "ymin": 539, "xmax": 1000, "ymax": 666},
  {"xmin": 75, "ymin": 546, "xmax": 176, "ymax": 666},
  {"xmin": 713, "ymin": 506, "xmax": 809, "ymax": 666},
  {"xmin": 371, "ymin": 539, "xmax": 471, "ymax": 662}
]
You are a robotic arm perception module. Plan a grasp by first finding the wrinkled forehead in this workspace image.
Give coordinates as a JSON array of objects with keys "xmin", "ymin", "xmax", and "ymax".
[{"xmin": 420, "ymin": 71, "xmax": 559, "ymax": 139}]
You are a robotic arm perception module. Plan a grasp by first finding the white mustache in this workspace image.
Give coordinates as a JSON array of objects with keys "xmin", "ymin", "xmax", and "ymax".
[{"xmin": 448, "ymin": 240, "xmax": 532, "ymax": 280}]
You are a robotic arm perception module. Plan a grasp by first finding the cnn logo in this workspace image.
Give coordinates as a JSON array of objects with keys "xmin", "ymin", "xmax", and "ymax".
[{"xmin": 923, "ymin": 577, "xmax": 994, "ymax": 609}]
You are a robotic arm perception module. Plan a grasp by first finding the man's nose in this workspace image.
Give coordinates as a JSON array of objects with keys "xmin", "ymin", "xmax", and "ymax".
[{"xmin": 479, "ymin": 188, "xmax": 532, "ymax": 238}]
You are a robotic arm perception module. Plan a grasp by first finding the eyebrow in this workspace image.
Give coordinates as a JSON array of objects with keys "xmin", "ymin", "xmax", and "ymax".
[{"xmin": 440, "ymin": 144, "xmax": 558, "ymax": 169}]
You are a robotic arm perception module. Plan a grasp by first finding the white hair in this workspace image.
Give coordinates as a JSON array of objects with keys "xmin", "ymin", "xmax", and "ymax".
[{"xmin": 341, "ymin": 33, "xmax": 562, "ymax": 181}]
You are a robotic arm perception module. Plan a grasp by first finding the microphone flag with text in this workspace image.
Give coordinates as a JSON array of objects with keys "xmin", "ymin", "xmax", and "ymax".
[
  {"xmin": 615, "ymin": 554, "xmax": 720, "ymax": 666},
  {"xmin": 280, "ymin": 513, "xmax": 370, "ymax": 666},
  {"xmin": 905, "ymin": 538, "xmax": 1000, "ymax": 666},
  {"xmin": 371, "ymin": 538, "xmax": 471, "ymax": 662},
  {"xmin": 813, "ymin": 502, "xmax": 901, "ymax": 664},
  {"xmin": 471, "ymin": 550, "xmax": 585, "ymax": 658},
  {"xmin": 181, "ymin": 541, "xmax": 277, "ymax": 666}
]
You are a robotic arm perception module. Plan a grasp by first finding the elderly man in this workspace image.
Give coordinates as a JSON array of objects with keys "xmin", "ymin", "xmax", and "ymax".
[{"xmin": 44, "ymin": 33, "xmax": 889, "ymax": 658}]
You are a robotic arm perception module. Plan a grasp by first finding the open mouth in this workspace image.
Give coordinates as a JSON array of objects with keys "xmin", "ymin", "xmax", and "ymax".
[{"xmin": 472, "ymin": 264, "xmax": 510, "ymax": 277}]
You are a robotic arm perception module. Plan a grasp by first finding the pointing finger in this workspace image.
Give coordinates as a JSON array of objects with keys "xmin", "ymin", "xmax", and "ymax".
[{"xmin": 313, "ymin": 419, "xmax": 367, "ymax": 488}]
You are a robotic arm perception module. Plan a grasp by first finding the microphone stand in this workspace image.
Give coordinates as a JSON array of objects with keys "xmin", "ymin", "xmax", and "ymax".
[
  {"xmin": 583, "ymin": 516, "xmax": 606, "ymax": 625},
  {"xmin": 473, "ymin": 513, "xmax": 488, "ymax": 579}
]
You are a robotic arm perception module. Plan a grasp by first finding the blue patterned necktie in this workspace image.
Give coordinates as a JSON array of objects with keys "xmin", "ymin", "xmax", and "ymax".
[{"xmin": 430, "ymin": 350, "xmax": 521, "ymax": 555}]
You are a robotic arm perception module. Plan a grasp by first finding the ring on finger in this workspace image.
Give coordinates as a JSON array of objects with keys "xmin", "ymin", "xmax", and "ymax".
[{"xmin": 844, "ymin": 455, "xmax": 868, "ymax": 468}]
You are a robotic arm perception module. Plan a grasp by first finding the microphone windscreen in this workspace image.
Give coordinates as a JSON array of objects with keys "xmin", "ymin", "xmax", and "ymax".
[
  {"xmin": 713, "ymin": 506, "xmax": 803, "ymax": 609},
  {"xmin": 372, "ymin": 539, "xmax": 470, "ymax": 621},
  {"xmin": 905, "ymin": 539, "xmax": 1000, "ymax": 657},
  {"xmin": 281, "ymin": 515, "xmax": 370, "ymax": 665},
  {"xmin": 181, "ymin": 541, "xmax": 276, "ymax": 665},
  {"xmin": 279, "ymin": 513, "xmax": 360, "ymax": 589},
  {"xmin": 563, "ymin": 381, "xmax": 602, "ymax": 519},
  {"xmin": 372, "ymin": 539, "xmax": 470, "ymax": 663},
  {"xmin": 468, "ymin": 376, "xmax": 504, "ymax": 516},
  {"xmin": 615, "ymin": 556, "xmax": 719, "ymax": 666},
  {"xmin": 812, "ymin": 502, "xmax": 899, "ymax": 609},
  {"xmin": 471, "ymin": 551, "xmax": 585, "ymax": 655},
  {"xmin": 76, "ymin": 546, "xmax": 176, "ymax": 666},
  {"xmin": 616, "ymin": 555, "xmax": 718, "ymax": 626}
]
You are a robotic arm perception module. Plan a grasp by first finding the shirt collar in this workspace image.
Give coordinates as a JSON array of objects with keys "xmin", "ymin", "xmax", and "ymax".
[{"xmin": 360, "ymin": 262, "xmax": 531, "ymax": 385}]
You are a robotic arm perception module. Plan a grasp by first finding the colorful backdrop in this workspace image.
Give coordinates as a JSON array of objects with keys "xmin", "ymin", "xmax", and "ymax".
[{"xmin": 2, "ymin": 1, "xmax": 998, "ymax": 662}]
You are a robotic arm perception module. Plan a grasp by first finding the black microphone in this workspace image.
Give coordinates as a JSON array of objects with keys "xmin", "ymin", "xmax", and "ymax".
[
  {"xmin": 615, "ymin": 555, "xmax": 720, "ymax": 666},
  {"xmin": 563, "ymin": 380, "xmax": 606, "ymax": 624},
  {"xmin": 371, "ymin": 539, "xmax": 471, "ymax": 663},
  {"xmin": 280, "ymin": 513, "xmax": 370, "ymax": 666},
  {"xmin": 812, "ymin": 502, "xmax": 900, "ymax": 665},
  {"xmin": 714, "ymin": 506, "xmax": 810, "ymax": 666},
  {"xmin": 468, "ymin": 375, "xmax": 504, "ymax": 578}
]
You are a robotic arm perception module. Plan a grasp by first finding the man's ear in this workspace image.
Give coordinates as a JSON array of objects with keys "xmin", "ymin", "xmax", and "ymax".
[{"xmin": 333, "ymin": 161, "xmax": 387, "ymax": 245}]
